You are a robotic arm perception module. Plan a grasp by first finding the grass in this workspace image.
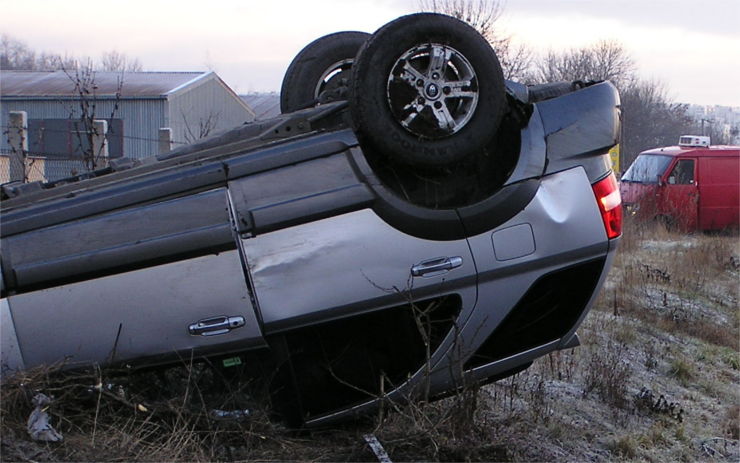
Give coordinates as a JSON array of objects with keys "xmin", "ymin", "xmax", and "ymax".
[
  {"xmin": 668, "ymin": 356, "xmax": 695, "ymax": 386},
  {"xmin": 1, "ymin": 219, "xmax": 738, "ymax": 461}
]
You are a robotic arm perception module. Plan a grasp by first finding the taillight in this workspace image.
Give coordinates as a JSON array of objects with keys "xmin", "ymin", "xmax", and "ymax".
[{"xmin": 592, "ymin": 173, "xmax": 622, "ymax": 239}]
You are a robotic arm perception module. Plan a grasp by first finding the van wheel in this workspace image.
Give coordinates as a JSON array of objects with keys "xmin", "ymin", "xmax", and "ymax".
[
  {"xmin": 350, "ymin": 13, "xmax": 506, "ymax": 168},
  {"xmin": 280, "ymin": 31, "xmax": 370, "ymax": 113}
]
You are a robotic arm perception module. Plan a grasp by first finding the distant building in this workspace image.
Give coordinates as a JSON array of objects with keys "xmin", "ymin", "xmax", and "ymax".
[
  {"xmin": 1, "ymin": 70, "xmax": 256, "ymax": 181},
  {"xmin": 685, "ymin": 103, "xmax": 740, "ymax": 145},
  {"xmin": 241, "ymin": 92, "xmax": 281, "ymax": 120}
]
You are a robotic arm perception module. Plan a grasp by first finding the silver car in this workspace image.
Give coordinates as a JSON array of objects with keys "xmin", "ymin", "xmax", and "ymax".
[{"xmin": 0, "ymin": 13, "xmax": 622, "ymax": 426}]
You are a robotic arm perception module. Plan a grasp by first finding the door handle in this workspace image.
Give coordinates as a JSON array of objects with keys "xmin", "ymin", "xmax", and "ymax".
[
  {"xmin": 411, "ymin": 256, "xmax": 463, "ymax": 277},
  {"xmin": 188, "ymin": 315, "xmax": 245, "ymax": 336}
]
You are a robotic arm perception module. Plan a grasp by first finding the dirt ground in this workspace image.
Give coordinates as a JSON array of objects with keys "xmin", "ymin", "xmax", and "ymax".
[{"xmin": 1, "ymin": 221, "xmax": 738, "ymax": 462}]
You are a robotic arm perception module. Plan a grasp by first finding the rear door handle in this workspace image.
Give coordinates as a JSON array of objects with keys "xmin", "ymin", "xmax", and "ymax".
[
  {"xmin": 411, "ymin": 256, "xmax": 463, "ymax": 277},
  {"xmin": 188, "ymin": 315, "xmax": 245, "ymax": 336}
]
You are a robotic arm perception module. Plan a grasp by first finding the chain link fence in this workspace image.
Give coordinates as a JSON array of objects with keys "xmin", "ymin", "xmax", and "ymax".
[{"xmin": 1, "ymin": 150, "xmax": 94, "ymax": 184}]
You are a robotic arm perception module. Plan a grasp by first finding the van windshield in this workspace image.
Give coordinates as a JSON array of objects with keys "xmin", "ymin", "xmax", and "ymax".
[{"xmin": 621, "ymin": 154, "xmax": 672, "ymax": 183}]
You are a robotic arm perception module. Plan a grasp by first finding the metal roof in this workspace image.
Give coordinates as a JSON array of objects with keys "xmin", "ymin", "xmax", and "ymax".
[
  {"xmin": 241, "ymin": 92, "xmax": 281, "ymax": 120},
  {"xmin": 642, "ymin": 145, "xmax": 740, "ymax": 157},
  {"xmin": 0, "ymin": 70, "xmax": 210, "ymax": 98}
]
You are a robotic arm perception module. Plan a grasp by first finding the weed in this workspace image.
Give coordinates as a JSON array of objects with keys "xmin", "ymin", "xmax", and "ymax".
[
  {"xmin": 613, "ymin": 319, "xmax": 638, "ymax": 345},
  {"xmin": 668, "ymin": 357, "xmax": 695, "ymax": 386},
  {"xmin": 674, "ymin": 424, "xmax": 688, "ymax": 444},
  {"xmin": 609, "ymin": 434, "xmax": 638, "ymax": 459},
  {"xmin": 725, "ymin": 352, "xmax": 740, "ymax": 370},
  {"xmin": 546, "ymin": 350, "xmax": 577, "ymax": 382},
  {"xmin": 642, "ymin": 338, "xmax": 659, "ymax": 370},
  {"xmin": 583, "ymin": 339, "xmax": 632, "ymax": 408},
  {"xmin": 723, "ymin": 405, "xmax": 740, "ymax": 440},
  {"xmin": 639, "ymin": 420, "xmax": 672, "ymax": 447}
]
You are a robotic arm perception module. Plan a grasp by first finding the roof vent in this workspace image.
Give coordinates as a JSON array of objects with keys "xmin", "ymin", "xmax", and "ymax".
[{"xmin": 679, "ymin": 135, "xmax": 710, "ymax": 147}]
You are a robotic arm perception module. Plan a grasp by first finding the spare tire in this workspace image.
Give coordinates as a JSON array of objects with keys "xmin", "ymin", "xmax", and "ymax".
[
  {"xmin": 350, "ymin": 13, "xmax": 506, "ymax": 168},
  {"xmin": 280, "ymin": 31, "xmax": 370, "ymax": 113}
]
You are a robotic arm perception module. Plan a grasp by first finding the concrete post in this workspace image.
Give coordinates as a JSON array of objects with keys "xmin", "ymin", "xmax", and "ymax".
[
  {"xmin": 92, "ymin": 119, "xmax": 108, "ymax": 167},
  {"xmin": 8, "ymin": 111, "xmax": 28, "ymax": 182},
  {"xmin": 158, "ymin": 128, "xmax": 173, "ymax": 155}
]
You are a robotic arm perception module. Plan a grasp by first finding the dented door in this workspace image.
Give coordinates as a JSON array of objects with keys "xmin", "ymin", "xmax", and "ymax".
[{"xmin": 239, "ymin": 208, "xmax": 477, "ymax": 332}]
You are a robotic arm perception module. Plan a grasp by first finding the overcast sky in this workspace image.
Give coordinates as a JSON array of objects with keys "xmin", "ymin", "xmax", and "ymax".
[{"xmin": 2, "ymin": 0, "xmax": 739, "ymax": 106}]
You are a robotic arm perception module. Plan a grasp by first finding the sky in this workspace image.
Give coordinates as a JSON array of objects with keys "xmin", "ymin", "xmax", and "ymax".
[{"xmin": 2, "ymin": 0, "xmax": 739, "ymax": 106}]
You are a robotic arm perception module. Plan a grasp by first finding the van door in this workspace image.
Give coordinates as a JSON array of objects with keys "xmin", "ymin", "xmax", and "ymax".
[
  {"xmin": 697, "ymin": 155, "xmax": 740, "ymax": 230},
  {"xmin": 661, "ymin": 158, "xmax": 698, "ymax": 230}
]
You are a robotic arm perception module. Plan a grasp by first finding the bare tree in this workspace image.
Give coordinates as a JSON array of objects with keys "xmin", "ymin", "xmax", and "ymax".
[
  {"xmin": 495, "ymin": 37, "xmax": 535, "ymax": 81},
  {"xmin": 534, "ymin": 40, "xmax": 634, "ymax": 87},
  {"xmin": 1, "ymin": 34, "xmax": 36, "ymax": 70},
  {"xmin": 620, "ymin": 78, "xmax": 695, "ymax": 167},
  {"xmin": 61, "ymin": 61, "xmax": 124, "ymax": 171},
  {"xmin": 418, "ymin": 0, "xmax": 503, "ymax": 41},
  {"xmin": 181, "ymin": 111, "xmax": 220, "ymax": 144},
  {"xmin": 1, "ymin": 35, "xmax": 142, "ymax": 72},
  {"xmin": 1, "ymin": 35, "xmax": 77, "ymax": 70},
  {"xmin": 417, "ymin": 0, "xmax": 534, "ymax": 81},
  {"xmin": 100, "ymin": 50, "xmax": 143, "ymax": 72}
]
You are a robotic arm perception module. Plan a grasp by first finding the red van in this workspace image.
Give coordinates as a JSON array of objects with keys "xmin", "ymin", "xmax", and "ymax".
[{"xmin": 620, "ymin": 136, "xmax": 739, "ymax": 231}]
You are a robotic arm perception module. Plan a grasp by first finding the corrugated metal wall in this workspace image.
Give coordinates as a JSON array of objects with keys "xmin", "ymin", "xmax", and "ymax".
[
  {"xmin": 1, "ymin": 75, "xmax": 256, "ymax": 182},
  {"xmin": 1, "ymin": 98, "xmax": 166, "ymax": 160},
  {"xmin": 167, "ymin": 76, "xmax": 255, "ymax": 146}
]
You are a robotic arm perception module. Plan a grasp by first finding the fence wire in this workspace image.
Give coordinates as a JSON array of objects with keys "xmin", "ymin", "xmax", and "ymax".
[{"xmin": 1, "ymin": 149, "xmax": 104, "ymax": 183}]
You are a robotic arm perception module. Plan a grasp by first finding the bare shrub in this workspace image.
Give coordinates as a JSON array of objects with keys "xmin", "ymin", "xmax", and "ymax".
[
  {"xmin": 545, "ymin": 350, "xmax": 577, "ymax": 382},
  {"xmin": 583, "ymin": 339, "xmax": 632, "ymax": 408},
  {"xmin": 608, "ymin": 434, "xmax": 638, "ymax": 459},
  {"xmin": 723, "ymin": 405, "xmax": 740, "ymax": 440},
  {"xmin": 0, "ymin": 363, "xmax": 293, "ymax": 462}
]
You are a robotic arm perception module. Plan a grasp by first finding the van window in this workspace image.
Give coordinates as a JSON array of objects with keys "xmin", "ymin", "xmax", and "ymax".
[
  {"xmin": 667, "ymin": 159, "xmax": 695, "ymax": 184},
  {"xmin": 622, "ymin": 154, "xmax": 672, "ymax": 183}
]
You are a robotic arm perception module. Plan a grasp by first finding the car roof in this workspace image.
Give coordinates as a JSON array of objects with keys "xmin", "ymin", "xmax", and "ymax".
[{"xmin": 640, "ymin": 145, "xmax": 740, "ymax": 158}]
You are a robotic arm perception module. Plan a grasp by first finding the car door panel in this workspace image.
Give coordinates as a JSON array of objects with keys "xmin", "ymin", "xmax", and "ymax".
[
  {"xmin": 8, "ymin": 250, "xmax": 265, "ymax": 369},
  {"xmin": 240, "ymin": 208, "xmax": 477, "ymax": 332}
]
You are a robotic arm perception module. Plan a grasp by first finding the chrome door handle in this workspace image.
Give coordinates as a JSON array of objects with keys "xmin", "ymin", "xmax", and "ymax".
[
  {"xmin": 188, "ymin": 315, "xmax": 245, "ymax": 336},
  {"xmin": 411, "ymin": 256, "xmax": 463, "ymax": 277}
]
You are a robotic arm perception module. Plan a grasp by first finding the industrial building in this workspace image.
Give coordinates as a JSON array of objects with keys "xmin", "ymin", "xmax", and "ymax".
[{"xmin": 1, "ymin": 70, "xmax": 256, "ymax": 181}]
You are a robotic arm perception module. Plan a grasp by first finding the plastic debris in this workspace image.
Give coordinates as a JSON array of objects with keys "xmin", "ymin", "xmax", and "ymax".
[
  {"xmin": 27, "ymin": 393, "xmax": 63, "ymax": 442},
  {"xmin": 363, "ymin": 434, "xmax": 392, "ymax": 463},
  {"xmin": 210, "ymin": 409, "xmax": 251, "ymax": 421}
]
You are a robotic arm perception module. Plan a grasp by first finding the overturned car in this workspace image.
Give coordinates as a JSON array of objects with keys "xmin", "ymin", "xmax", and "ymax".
[{"xmin": 0, "ymin": 14, "xmax": 622, "ymax": 426}]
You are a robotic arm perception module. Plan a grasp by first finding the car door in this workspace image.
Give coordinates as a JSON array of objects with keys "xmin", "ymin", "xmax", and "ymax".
[
  {"xmin": 225, "ymin": 151, "xmax": 478, "ymax": 337},
  {"xmin": 5, "ymin": 188, "xmax": 267, "ymax": 370},
  {"xmin": 238, "ymin": 207, "xmax": 477, "ymax": 333}
]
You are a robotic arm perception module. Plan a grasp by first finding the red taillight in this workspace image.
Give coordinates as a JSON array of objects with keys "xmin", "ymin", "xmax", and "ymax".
[{"xmin": 592, "ymin": 173, "xmax": 622, "ymax": 239}]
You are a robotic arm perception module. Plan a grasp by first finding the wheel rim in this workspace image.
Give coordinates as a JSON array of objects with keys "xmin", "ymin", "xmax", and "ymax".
[
  {"xmin": 386, "ymin": 43, "xmax": 479, "ymax": 138},
  {"xmin": 314, "ymin": 58, "xmax": 354, "ymax": 100}
]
